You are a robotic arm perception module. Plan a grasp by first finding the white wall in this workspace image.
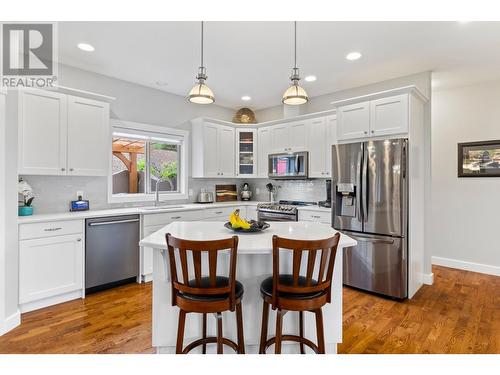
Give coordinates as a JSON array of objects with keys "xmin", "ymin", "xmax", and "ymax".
[{"xmin": 431, "ymin": 80, "xmax": 500, "ymax": 275}]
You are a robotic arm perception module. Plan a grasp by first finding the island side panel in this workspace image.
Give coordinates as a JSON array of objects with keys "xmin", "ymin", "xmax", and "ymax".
[{"xmin": 152, "ymin": 245, "xmax": 344, "ymax": 354}]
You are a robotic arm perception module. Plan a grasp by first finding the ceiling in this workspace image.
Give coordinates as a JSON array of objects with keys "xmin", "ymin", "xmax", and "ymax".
[{"xmin": 58, "ymin": 21, "xmax": 500, "ymax": 110}]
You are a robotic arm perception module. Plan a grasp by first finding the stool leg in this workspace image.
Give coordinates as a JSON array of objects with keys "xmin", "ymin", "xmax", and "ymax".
[
  {"xmin": 275, "ymin": 309, "xmax": 284, "ymax": 354},
  {"xmin": 216, "ymin": 312, "xmax": 223, "ymax": 354},
  {"xmin": 236, "ymin": 302, "xmax": 245, "ymax": 354},
  {"xmin": 202, "ymin": 313, "xmax": 207, "ymax": 354},
  {"xmin": 315, "ymin": 308, "xmax": 325, "ymax": 354},
  {"xmin": 259, "ymin": 300, "xmax": 269, "ymax": 354},
  {"xmin": 299, "ymin": 311, "xmax": 305, "ymax": 354},
  {"xmin": 176, "ymin": 310, "xmax": 186, "ymax": 354}
]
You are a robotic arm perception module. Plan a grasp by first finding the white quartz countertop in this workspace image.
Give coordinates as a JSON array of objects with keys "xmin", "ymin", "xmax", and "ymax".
[
  {"xmin": 139, "ymin": 221, "xmax": 356, "ymax": 254},
  {"xmin": 18, "ymin": 201, "xmax": 331, "ymax": 224}
]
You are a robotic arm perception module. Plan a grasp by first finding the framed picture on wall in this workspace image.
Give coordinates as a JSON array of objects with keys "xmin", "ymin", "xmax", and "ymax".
[{"xmin": 458, "ymin": 140, "xmax": 500, "ymax": 177}]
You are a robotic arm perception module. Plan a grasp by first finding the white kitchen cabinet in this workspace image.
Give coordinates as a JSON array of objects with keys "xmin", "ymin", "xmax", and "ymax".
[
  {"xmin": 271, "ymin": 121, "xmax": 307, "ymax": 153},
  {"xmin": 257, "ymin": 127, "xmax": 272, "ymax": 177},
  {"xmin": 271, "ymin": 123, "xmax": 289, "ymax": 153},
  {"xmin": 191, "ymin": 120, "xmax": 235, "ymax": 178},
  {"xmin": 18, "ymin": 89, "xmax": 68, "ymax": 175},
  {"xmin": 337, "ymin": 101, "xmax": 370, "ymax": 141},
  {"xmin": 298, "ymin": 209, "xmax": 331, "ymax": 224},
  {"xmin": 19, "ymin": 225, "xmax": 84, "ymax": 313},
  {"xmin": 308, "ymin": 115, "xmax": 337, "ymax": 178},
  {"xmin": 369, "ymin": 94, "xmax": 408, "ymax": 137},
  {"xmin": 337, "ymin": 94, "xmax": 409, "ymax": 141},
  {"xmin": 236, "ymin": 129, "xmax": 257, "ymax": 177},
  {"xmin": 288, "ymin": 120, "xmax": 308, "ymax": 152},
  {"xmin": 18, "ymin": 89, "xmax": 110, "ymax": 176},
  {"xmin": 66, "ymin": 96, "xmax": 110, "ymax": 176}
]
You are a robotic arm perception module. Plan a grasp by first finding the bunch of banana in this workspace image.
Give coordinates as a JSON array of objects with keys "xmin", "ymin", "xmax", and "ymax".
[{"xmin": 229, "ymin": 209, "xmax": 251, "ymax": 230}]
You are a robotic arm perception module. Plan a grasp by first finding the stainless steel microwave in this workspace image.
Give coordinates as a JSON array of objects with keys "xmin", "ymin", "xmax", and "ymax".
[{"xmin": 268, "ymin": 151, "xmax": 308, "ymax": 179}]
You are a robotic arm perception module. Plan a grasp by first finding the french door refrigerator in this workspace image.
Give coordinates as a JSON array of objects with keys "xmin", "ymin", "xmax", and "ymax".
[{"xmin": 332, "ymin": 139, "xmax": 408, "ymax": 298}]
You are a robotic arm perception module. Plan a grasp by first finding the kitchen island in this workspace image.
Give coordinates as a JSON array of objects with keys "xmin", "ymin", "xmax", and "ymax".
[{"xmin": 139, "ymin": 221, "xmax": 357, "ymax": 354}]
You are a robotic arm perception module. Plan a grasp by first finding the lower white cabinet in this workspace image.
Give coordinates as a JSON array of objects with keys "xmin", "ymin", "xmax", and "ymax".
[
  {"xmin": 19, "ymin": 232, "xmax": 84, "ymax": 311},
  {"xmin": 298, "ymin": 209, "xmax": 331, "ymax": 225}
]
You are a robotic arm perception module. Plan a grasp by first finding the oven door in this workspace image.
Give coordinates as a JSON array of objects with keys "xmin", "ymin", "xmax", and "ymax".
[
  {"xmin": 258, "ymin": 211, "xmax": 297, "ymax": 222},
  {"xmin": 268, "ymin": 152, "xmax": 308, "ymax": 179}
]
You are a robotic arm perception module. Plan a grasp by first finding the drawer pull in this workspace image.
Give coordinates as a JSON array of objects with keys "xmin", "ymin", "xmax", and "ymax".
[
  {"xmin": 76, "ymin": 238, "xmax": 82, "ymax": 242},
  {"xmin": 215, "ymin": 211, "xmax": 223, "ymax": 214},
  {"xmin": 311, "ymin": 215, "xmax": 321, "ymax": 219},
  {"xmin": 171, "ymin": 216, "xmax": 182, "ymax": 219},
  {"xmin": 44, "ymin": 227, "xmax": 62, "ymax": 232}
]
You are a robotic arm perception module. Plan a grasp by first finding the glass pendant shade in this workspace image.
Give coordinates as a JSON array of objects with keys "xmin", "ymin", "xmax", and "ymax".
[
  {"xmin": 282, "ymin": 83, "xmax": 308, "ymax": 105},
  {"xmin": 188, "ymin": 81, "xmax": 215, "ymax": 104}
]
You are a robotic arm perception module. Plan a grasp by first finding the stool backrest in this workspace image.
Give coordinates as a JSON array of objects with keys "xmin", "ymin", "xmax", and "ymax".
[
  {"xmin": 271, "ymin": 233, "xmax": 341, "ymax": 307},
  {"xmin": 166, "ymin": 233, "xmax": 239, "ymax": 310}
]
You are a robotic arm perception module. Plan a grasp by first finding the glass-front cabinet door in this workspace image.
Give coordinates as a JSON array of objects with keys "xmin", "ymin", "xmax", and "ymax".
[{"xmin": 236, "ymin": 129, "xmax": 257, "ymax": 177}]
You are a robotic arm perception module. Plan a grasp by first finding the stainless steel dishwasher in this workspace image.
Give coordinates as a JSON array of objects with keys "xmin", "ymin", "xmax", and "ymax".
[{"xmin": 85, "ymin": 215, "xmax": 140, "ymax": 293}]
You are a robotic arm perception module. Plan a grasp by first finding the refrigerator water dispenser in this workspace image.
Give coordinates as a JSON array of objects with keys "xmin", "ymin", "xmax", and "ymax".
[{"xmin": 335, "ymin": 183, "xmax": 356, "ymax": 217}]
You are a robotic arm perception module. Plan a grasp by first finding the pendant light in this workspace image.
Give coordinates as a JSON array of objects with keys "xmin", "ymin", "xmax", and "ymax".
[
  {"xmin": 282, "ymin": 21, "xmax": 308, "ymax": 105},
  {"xmin": 188, "ymin": 21, "xmax": 215, "ymax": 104}
]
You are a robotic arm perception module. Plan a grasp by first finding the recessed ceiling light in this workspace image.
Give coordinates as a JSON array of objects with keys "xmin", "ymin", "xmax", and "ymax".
[
  {"xmin": 241, "ymin": 95, "xmax": 251, "ymax": 101},
  {"xmin": 77, "ymin": 43, "xmax": 95, "ymax": 52},
  {"xmin": 346, "ymin": 51, "xmax": 362, "ymax": 61},
  {"xmin": 304, "ymin": 75, "xmax": 317, "ymax": 82}
]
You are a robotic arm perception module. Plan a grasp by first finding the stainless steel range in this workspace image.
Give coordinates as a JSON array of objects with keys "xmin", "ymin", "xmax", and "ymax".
[{"xmin": 257, "ymin": 200, "xmax": 316, "ymax": 221}]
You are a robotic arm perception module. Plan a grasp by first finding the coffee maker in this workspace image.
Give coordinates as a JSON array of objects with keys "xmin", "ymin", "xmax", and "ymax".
[
  {"xmin": 318, "ymin": 180, "xmax": 332, "ymax": 208},
  {"xmin": 240, "ymin": 183, "xmax": 252, "ymax": 201}
]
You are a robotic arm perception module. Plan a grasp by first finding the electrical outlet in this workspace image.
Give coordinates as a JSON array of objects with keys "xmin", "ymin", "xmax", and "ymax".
[
  {"xmin": 188, "ymin": 189, "xmax": 194, "ymax": 197},
  {"xmin": 77, "ymin": 191, "xmax": 84, "ymax": 199},
  {"xmin": 256, "ymin": 188, "xmax": 260, "ymax": 194}
]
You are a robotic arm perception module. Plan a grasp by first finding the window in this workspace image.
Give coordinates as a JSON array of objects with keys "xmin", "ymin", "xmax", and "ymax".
[{"xmin": 108, "ymin": 120, "xmax": 188, "ymax": 203}]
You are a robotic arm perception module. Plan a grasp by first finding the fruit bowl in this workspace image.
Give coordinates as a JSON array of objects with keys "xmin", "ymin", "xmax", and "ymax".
[{"xmin": 224, "ymin": 220, "xmax": 270, "ymax": 233}]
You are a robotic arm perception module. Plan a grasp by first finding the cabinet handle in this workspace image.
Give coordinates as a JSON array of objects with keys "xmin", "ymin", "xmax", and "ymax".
[
  {"xmin": 215, "ymin": 211, "xmax": 223, "ymax": 214},
  {"xmin": 371, "ymin": 130, "xmax": 375, "ymax": 134},
  {"xmin": 364, "ymin": 131, "xmax": 368, "ymax": 135},
  {"xmin": 44, "ymin": 227, "xmax": 62, "ymax": 232},
  {"xmin": 311, "ymin": 215, "xmax": 321, "ymax": 219},
  {"xmin": 76, "ymin": 238, "xmax": 82, "ymax": 242},
  {"xmin": 171, "ymin": 216, "xmax": 181, "ymax": 219},
  {"xmin": 69, "ymin": 168, "xmax": 74, "ymax": 171},
  {"xmin": 61, "ymin": 168, "xmax": 65, "ymax": 171}
]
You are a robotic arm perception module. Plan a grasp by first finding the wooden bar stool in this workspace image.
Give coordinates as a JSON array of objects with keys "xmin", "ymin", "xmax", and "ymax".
[
  {"xmin": 259, "ymin": 233, "xmax": 340, "ymax": 354},
  {"xmin": 166, "ymin": 233, "xmax": 245, "ymax": 354}
]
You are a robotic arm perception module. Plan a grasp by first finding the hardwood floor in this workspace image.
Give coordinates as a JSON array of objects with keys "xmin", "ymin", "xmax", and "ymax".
[{"xmin": 0, "ymin": 265, "xmax": 498, "ymax": 354}]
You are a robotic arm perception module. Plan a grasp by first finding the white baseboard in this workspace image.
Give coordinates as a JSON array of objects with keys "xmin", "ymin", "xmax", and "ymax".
[
  {"xmin": 0, "ymin": 310, "xmax": 20, "ymax": 336},
  {"xmin": 19, "ymin": 290, "xmax": 83, "ymax": 313},
  {"xmin": 432, "ymin": 256, "xmax": 500, "ymax": 277},
  {"xmin": 423, "ymin": 272, "xmax": 434, "ymax": 285}
]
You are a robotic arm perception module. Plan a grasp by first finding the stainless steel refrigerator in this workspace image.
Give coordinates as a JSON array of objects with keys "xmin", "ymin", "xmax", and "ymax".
[{"xmin": 332, "ymin": 139, "xmax": 408, "ymax": 298}]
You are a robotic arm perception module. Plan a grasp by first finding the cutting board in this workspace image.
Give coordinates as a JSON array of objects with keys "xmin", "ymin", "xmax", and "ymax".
[{"xmin": 215, "ymin": 184, "xmax": 238, "ymax": 202}]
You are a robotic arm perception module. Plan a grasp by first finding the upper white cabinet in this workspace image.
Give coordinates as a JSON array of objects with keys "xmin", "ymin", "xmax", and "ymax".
[
  {"xmin": 18, "ymin": 89, "xmax": 110, "ymax": 176},
  {"xmin": 271, "ymin": 121, "xmax": 308, "ymax": 153},
  {"xmin": 369, "ymin": 94, "xmax": 408, "ymax": 137},
  {"xmin": 337, "ymin": 101, "xmax": 370, "ymax": 140},
  {"xmin": 257, "ymin": 127, "xmax": 272, "ymax": 177},
  {"xmin": 236, "ymin": 129, "xmax": 257, "ymax": 177},
  {"xmin": 67, "ymin": 96, "xmax": 110, "ymax": 176},
  {"xmin": 337, "ymin": 94, "xmax": 409, "ymax": 141},
  {"xmin": 308, "ymin": 115, "xmax": 337, "ymax": 178},
  {"xmin": 18, "ymin": 90, "xmax": 68, "ymax": 175},
  {"xmin": 192, "ymin": 120, "xmax": 235, "ymax": 178}
]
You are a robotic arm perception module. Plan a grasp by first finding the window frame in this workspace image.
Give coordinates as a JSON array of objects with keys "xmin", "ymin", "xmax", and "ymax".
[{"xmin": 108, "ymin": 119, "xmax": 189, "ymax": 204}]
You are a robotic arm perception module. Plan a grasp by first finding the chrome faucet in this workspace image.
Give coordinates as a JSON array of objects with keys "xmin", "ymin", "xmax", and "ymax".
[{"xmin": 154, "ymin": 178, "xmax": 165, "ymax": 207}]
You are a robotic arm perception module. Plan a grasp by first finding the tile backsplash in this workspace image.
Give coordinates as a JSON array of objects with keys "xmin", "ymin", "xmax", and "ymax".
[{"xmin": 21, "ymin": 175, "xmax": 330, "ymax": 214}]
